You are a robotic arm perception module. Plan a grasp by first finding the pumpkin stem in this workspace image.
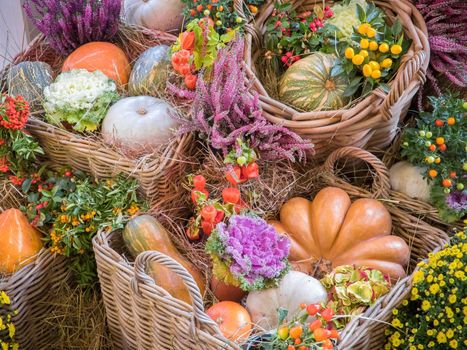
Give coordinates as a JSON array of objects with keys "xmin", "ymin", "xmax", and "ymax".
[
  {"xmin": 137, "ymin": 108, "xmax": 148, "ymax": 116},
  {"xmin": 324, "ymin": 79, "xmax": 336, "ymax": 91}
]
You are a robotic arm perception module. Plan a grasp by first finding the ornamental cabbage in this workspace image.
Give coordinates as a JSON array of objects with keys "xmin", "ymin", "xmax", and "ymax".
[
  {"xmin": 206, "ymin": 215, "xmax": 290, "ymax": 291},
  {"xmin": 327, "ymin": 0, "xmax": 367, "ymax": 40},
  {"xmin": 43, "ymin": 69, "xmax": 119, "ymax": 132}
]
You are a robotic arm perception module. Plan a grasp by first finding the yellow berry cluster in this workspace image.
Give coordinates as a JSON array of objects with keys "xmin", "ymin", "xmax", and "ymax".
[{"xmin": 345, "ymin": 23, "xmax": 403, "ymax": 81}]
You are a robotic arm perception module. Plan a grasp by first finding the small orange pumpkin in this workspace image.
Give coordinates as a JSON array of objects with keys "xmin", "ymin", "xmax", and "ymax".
[
  {"xmin": 206, "ymin": 301, "xmax": 252, "ymax": 342},
  {"xmin": 270, "ymin": 187, "xmax": 410, "ymax": 281},
  {"xmin": 62, "ymin": 42, "xmax": 131, "ymax": 86},
  {"xmin": 210, "ymin": 275, "xmax": 247, "ymax": 303},
  {"xmin": 0, "ymin": 209, "xmax": 43, "ymax": 274}
]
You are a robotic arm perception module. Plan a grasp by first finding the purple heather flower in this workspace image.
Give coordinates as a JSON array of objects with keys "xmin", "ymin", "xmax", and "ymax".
[
  {"xmin": 213, "ymin": 215, "xmax": 290, "ymax": 290},
  {"xmin": 445, "ymin": 190, "xmax": 467, "ymax": 212}
]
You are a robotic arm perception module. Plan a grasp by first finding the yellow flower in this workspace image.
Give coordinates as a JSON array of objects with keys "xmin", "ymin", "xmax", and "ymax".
[
  {"xmin": 371, "ymin": 69, "xmax": 382, "ymax": 79},
  {"xmin": 352, "ymin": 54, "xmax": 365, "ymax": 65},
  {"xmin": 391, "ymin": 44, "xmax": 403, "ymax": 55},
  {"xmin": 426, "ymin": 274, "xmax": 433, "ymax": 282},
  {"xmin": 363, "ymin": 64, "xmax": 372, "ymax": 77},
  {"xmin": 422, "ymin": 300, "xmax": 431, "ymax": 311},
  {"xmin": 454, "ymin": 271, "xmax": 464, "ymax": 279},
  {"xmin": 392, "ymin": 318, "xmax": 402, "ymax": 328},
  {"xmin": 367, "ymin": 27, "xmax": 377, "ymax": 38},
  {"xmin": 429, "ymin": 283, "xmax": 439, "ymax": 294},
  {"xmin": 449, "ymin": 295, "xmax": 457, "ymax": 304},
  {"xmin": 417, "ymin": 344, "xmax": 424, "ymax": 349},
  {"xmin": 449, "ymin": 340, "xmax": 458, "ymax": 349},
  {"xmin": 446, "ymin": 329, "xmax": 454, "ymax": 338},
  {"xmin": 369, "ymin": 41, "xmax": 379, "ymax": 51},
  {"xmin": 392, "ymin": 309, "xmax": 399, "ymax": 315},
  {"xmin": 345, "ymin": 47, "xmax": 355, "ymax": 59},
  {"xmin": 1, "ymin": 342, "xmax": 8, "ymax": 350},
  {"xmin": 379, "ymin": 42, "xmax": 389, "ymax": 53},
  {"xmin": 428, "ymin": 341, "xmax": 435, "ymax": 348},
  {"xmin": 402, "ymin": 300, "xmax": 409, "ymax": 306},
  {"xmin": 427, "ymin": 329, "xmax": 434, "ymax": 336},
  {"xmin": 358, "ymin": 23, "xmax": 370, "ymax": 35},
  {"xmin": 410, "ymin": 346, "xmax": 416, "ymax": 350},
  {"xmin": 437, "ymin": 331, "xmax": 447, "ymax": 343},
  {"xmin": 0, "ymin": 291, "xmax": 10, "ymax": 305},
  {"xmin": 360, "ymin": 38, "xmax": 370, "ymax": 49},
  {"xmin": 413, "ymin": 270, "xmax": 424, "ymax": 284}
]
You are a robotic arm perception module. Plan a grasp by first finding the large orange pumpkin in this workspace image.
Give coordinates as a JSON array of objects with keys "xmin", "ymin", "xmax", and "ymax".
[
  {"xmin": 270, "ymin": 187, "xmax": 410, "ymax": 281},
  {"xmin": 0, "ymin": 209, "xmax": 43, "ymax": 274},
  {"xmin": 206, "ymin": 301, "xmax": 252, "ymax": 342},
  {"xmin": 62, "ymin": 42, "xmax": 131, "ymax": 86}
]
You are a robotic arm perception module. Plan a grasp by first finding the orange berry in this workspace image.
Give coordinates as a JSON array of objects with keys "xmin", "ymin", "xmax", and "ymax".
[
  {"xmin": 435, "ymin": 119, "xmax": 444, "ymax": 127},
  {"xmin": 287, "ymin": 346, "xmax": 295, "ymax": 350},
  {"xmin": 299, "ymin": 346, "xmax": 308, "ymax": 350},
  {"xmin": 314, "ymin": 328, "xmax": 329, "ymax": 342},
  {"xmin": 439, "ymin": 144, "xmax": 447, "ymax": 152},
  {"xmin": 428, "ymin": 144, "xmax": 436, "ymax": 151},
  {"xmin": 442, "ymin": 179, "xmax": 452, "ymax": 187},
  {"xmin": 322, "ymin": 339, "xmax": 334, "ymax": 349},
  {"xmin": 294, "ymin": 338, "xmax": 301, "ymax": 345},
  {"xmin": 329, "ymin": 329, "xmax": 340, "ymax": 339},
  {"xmin": 190, "ymin": 9, "xmax": 196, "ymax": 16},
  {"xmin": 450, "ymin": 172, "xmax": 457, "ymax": 178},
  {"xmin": 196, "ymin": 4, "xmax": 203, "ymax": 11},
  {"xmin": 436, "ymin": 137, "xmax": 445, "ymax": 145},
  {"xmin": 447, "ymin": 117, "xmax": 456, "ymax": 125},
  {"xmin": 428, "ymin": 169, "xmax": 438, "ymax": 178},
  {"xmin": 300, "ymin": 303, "xmax": 307, "ymax": 309},
  {"xmin": 207, "ymin": 4, "xmax": 213, "ymax": 10},
  {"xmin": 289, "ymin": 325, "xmax": 303, "ymax": 339},
  {"xmin": 434, "ymin": 157, "xmax": 441, "ymax": 164}
]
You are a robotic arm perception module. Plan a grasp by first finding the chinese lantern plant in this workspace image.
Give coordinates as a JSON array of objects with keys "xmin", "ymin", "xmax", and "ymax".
[
  {"xmin": 336, "ymin": 2, "xmax": 411, "ymax": 97},
  {"xmin": 401, "ymin": 95, "xmax": 466, "ymax": 223}
]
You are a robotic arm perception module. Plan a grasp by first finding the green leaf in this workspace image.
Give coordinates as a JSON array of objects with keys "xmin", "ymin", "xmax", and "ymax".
[
  {"xmin": 356, "ymin": 4, "xmax": 366, "ymax": 22},
  {"xmin": 331, "ymin": 63, "xmax": 345, "ymax": 77},
  {"xmin": 277, "ymin": 307, "xmax": 288, "ymax": 326},
  {"xmin": 392, "ymin": 19, "xmax": 402, "ymax": 37},
  {"xmin": 21, "ymin": 178, "xmax": 32, "ymax": 193},
  {"xmin": 343, "ymin": 77, "xmax": 363, "ymax": 97},
  {"xmin": 379, "ymin": 83, "xmax": 390, "ymax": 93}
]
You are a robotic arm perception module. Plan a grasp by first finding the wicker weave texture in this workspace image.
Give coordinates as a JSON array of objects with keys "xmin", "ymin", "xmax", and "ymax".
[
  {"xmin": 243, "ymin": 0, "xmax": 430, "ymax": 159},
  {"xmin": 0, "ymin": 249, "xmax": 70, "ymax": 350},
  {"xmin": 92, "ymin": 231, "xmax": 240, "ymax": 350}
]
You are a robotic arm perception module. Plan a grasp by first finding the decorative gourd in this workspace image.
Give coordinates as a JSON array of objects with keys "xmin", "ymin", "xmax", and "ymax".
[
  {"xmin": 210, "ymin": 275, "xmax": 247, "ymax": 302},
  {"xmin": 101, "ymin": 96, "xmax": 178, "ymax": 154},
  {"xmin": 389, "ymin": 161, "xmax": 431, "ymax": 202},
  {"xmin": 279, "ymin": 53, "xmax": 349, "ymax": 111},
  {"xmin": 7, "ymin": 61, "xmax": 53, "ymax": 110},
  {"xmin": 62, "ymin": 42, "xmax": 131, "ymax": 86},
  {"xmin": 245, "ymin": 271, "xmax": 327, "ymax": 330},
  {"xmin": 128, "ymin": 45, "xmax": 170, "ymax": 95},
  {"xmin": 123, "ymin": 0, "xmax": 184, "ymax": 32},
  {"xmin": 206, "ymin": 301, "xmax": 252, "ymax": 342},
  {"xmin": 0, "ymin": 209, "xmax": 43, "ymax": 274},
  {"xmin": 270, "ymin": 187, "xmax": 410, "ymax": 281},
  {"xmin": 122, "ymin": 215, "xmax": 205, "ymax": 304}
]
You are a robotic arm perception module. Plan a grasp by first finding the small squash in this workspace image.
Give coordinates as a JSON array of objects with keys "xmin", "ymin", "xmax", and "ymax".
[
  {"xmin": 279, "ymin": 53, "xmax": 349, "ymax": 111},
  {"xmin": 270, "ymin": 187, "xmax": 410, "ymax": 281},
  {"xmin": 246, "ymin": 271, "xmax": 327, "ymax": 330},
  {"xmin": 123, "ymin": 0, "xmax": 184, "ymax": 32},
  {"xmin": 210, "ymin": 275, "xmax": 247, "ymax": 303},
  {"xmin": 7, "ymin": 61, "xmax": 53, "ymax": 110},
  {"xmin": 389, "ymin": 161, "xmax": 431, "ymax": 202},
  {"xmin": 206, "ymin": 301, "xmax": 252, "ymax": 342},
  {"xmin": 123, "ymin": 215, "xmax": 205, "ymax": 304},
  {"xmin": 101, "ymin": 96, "xmax": 178, "ymax": 154},
  {"xmin": 128, "ymin": 45, "xmax": 170, "ymax": 95},
  {"xmin": 0, "ymin": 209, "xmax": 43, "ymax": 274},
  {"xmin": 62, "ymin": 42, "xmax": 131, "ymax": 86}
]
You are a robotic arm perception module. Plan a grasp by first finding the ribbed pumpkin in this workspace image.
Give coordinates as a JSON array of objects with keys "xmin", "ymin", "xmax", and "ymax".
[
  {"xmin": 270, "ymin": 187, "xmax": 410, "ymax": 281},
  {"xmin": 62, "ymin": 42, "xmax": 131, "ymax": 87},
  {"xmin": 279, "ymin": 53, "xmax": 349, "ymax": 111},
  {"xmin": 0, "ymin": 209, "xmax": 43, "ymax": 274},
  {"xmin": 7, "ymin": 61, "xmax": 53, "ymax": 110},
  {"xmin": 123, "ymin": 215, "xmax": 205, "ymax": 304}
]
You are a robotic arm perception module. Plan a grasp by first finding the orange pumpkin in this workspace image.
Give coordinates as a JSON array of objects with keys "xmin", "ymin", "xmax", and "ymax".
[
  {"xmin": 62, "ymin": 42, "xmax": 131, "ymax": 86},
  {"xmin": 270, "ymin": 187, "xmax": 410, "ymax": 281},
  {"xmin": 210, "ymin": 275, "xmax": 247, "ymax": 303},
  {"xmin": 206, "ymin": 301, "xmax": 252, "ymax": 342},
  {"xmin": 0, "ymin": 209, "xmax": 43, "ymax": 274}
]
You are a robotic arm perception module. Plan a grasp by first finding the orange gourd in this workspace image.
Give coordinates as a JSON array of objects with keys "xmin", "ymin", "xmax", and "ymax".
[
  {"xmin": 62, "ymin": 42, "xmax": 131, "ymax": 86},
  {"xmin": 206, "ymin": 301, "xmax": 252, "ymax": 342},
  {"xmin": 123, "ymin": 215, "xmax": 205, "ymax": 304},
  {"xmin": 0, "ymin": 209, "xmax": 43, "ymax": 274},
  {"xmin": 210, "ymin": 275, "xmax": 247, "ymax": 303},
  {"xmin": 270, "ymin": 187, "xmax": 410, "ymax": 281}
]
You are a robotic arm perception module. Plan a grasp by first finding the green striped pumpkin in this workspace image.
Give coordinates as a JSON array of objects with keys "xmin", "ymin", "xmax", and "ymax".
[{"xmin": 279, "ymin": 53, "xmax": 349, "ymax": 112}]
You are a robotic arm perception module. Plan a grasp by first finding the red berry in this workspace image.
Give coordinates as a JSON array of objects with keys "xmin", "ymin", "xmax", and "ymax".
[
  {"xmin": 65, "ymin": 171, "xmax": 72, "ymax": 177},
  {"xmin": 306, "ymin": 303, "xmax": 321, "ymax": 316},
  {"xmin": 214, "ymin": 210, "xmax": 225, "ymax": 223},
  {"xmin": 309, "ymin": 319, "xmax": 322, "ymax": 331},
  {"xmin": 225, "ymin": 166, "xmax": 245, "ymax": 186},
  {"xmin": 281, "ymin": 56, "xmax": 288, "ymax": 63},
  {"xmin": 329, "ymin": 329, "xmax": 339, "ymax": 339},
  {"xmin": 185, "ymin": 74, "xmax": 197, "ymax": 90},
  {"xmin": 321, "ymin": 308, "xmax": 334, "ymax": 321},
  {"xmin": 241, "ymin": 162, "xmax": 259, "ymax": 179},
  {"xmin": 439, "ymin": 144, "xmax": 447, "ymax": 152},
  {"xmin": 201, "ymin": 205, "xmax": 217, "ymax": 222},
  {"xmin": 201, "ymin": 220, "xmax": 214, "ymax": 236},
  {"xmin": 222, "ymin": 187, "xmax": 241, "ymax": 204},
  {"xmin": 192, "ymin": 175, "xmax": 206, "ymax": 190},
  {"xmin": 178, "ymin": 63, "xmax": 191, "ymax": 76},
  {"xmin": 434, "ymin": 119, "xmax": 444, "ymax": 127},
  {"xmin": 286, "ymin": 52, "xmax": 292, "ymax": 57}
]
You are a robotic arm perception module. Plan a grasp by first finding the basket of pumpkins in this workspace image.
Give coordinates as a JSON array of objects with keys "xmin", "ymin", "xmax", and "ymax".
[
  {"xmin": 0, "ymin": 207, "xmax": 70, "ymax": 350},
  {"xmin": 92, "ymin": 144, "xmax": 448, "ymax": 350},
  {"xmin": 1, "ymin": 0, "xmax": 197, "ymax": 208},
  {"xmin": 243, "ymin": 0, "xmax": 429, "ymax": 159}
]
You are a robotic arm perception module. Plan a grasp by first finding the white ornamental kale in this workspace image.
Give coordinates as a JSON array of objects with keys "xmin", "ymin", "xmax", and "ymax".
[{"xmin": 43, "ymin": 69, "xmax": 119, "ymax": 132}]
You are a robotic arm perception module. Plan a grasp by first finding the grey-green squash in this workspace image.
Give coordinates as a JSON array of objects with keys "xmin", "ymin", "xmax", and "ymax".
[
  {"xmin": 279, "ymin": 53, "xmax": 349, "ymax": 112},
  {"xmin": 7, "ymin": 61, "xmax": 53, "ymax": 110},
  {"xmin": 128, "ymin": 45, "xmax": 170, "ymax": 95}
]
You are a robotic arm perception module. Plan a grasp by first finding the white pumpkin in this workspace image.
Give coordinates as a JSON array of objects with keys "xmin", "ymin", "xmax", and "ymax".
[
  {"xmin": 389, "ymin": 161, "xmax": 431, "ymax": 202},
  {"xmin": 123, "ymin": 0, "xmax": 184, "ymax": 32},
  {"xmin": 245, "ymin": 271, "xmax": 327, "ymax": 330},
  {"xmin": 101, "ymin": 96, "xmax": 179, "ymax": 154}
]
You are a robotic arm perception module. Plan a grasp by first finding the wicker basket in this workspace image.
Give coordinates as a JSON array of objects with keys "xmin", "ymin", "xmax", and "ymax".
[
  {"xmin": 243, "ymin": 0, "xmax": 430, "ymax": 159},
  {"xmin": 92, "ymin": 229, "xmax": 240, "ymax": 350},
  {"xmin": 3, "ymin": 28, "xmax": 194, "ymax": 208},
  {"xmin": 315, "ymin": 146, "xmax": 448, "ymax": 349},
  {"xmin": 0, "ymin": 249, "xmax": 70, "ymax": 349}
]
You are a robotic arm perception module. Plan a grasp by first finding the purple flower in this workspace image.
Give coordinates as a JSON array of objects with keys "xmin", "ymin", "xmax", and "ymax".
[
  {"xmin": 207, "ymin": 215, "xmax": 291, "ymax": 291},
  {"xmin": 445, "ymin": 190, "xmax": 467, "ymax": 212}
]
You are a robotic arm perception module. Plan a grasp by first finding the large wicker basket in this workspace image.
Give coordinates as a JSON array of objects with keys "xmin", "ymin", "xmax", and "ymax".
[
  {"xmin": 0, "ymin": 249, "xmax": 70, "ymax": 349},
  {"xmin": 3, "ymin": 28, "xmax": 194, "ymax": 208},
  {"xmin": 243, "ymin": 0, "xmax": 430, "ymax": 159},
  {"xmin": 92, "ymin": 230, "xmax": 240, "ymax": 350}
]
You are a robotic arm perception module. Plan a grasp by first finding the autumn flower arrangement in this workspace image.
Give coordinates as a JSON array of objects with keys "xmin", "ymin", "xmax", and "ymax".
[
  {"xmin": 384, "ymin": 229, "xmax": 467, "ymax": 350},
  {"xmin": 0, "ymin": 290, "xmax": 18, "ymax": 350},
  {"xmin": 18, "ymin": 170, "xmax": 147, "ymax": 287},
  {"xmin": 401, "ymin": 95, "xmax": 466, "ymax": 223},
  {"xmin": 0, "ymin": 94, "xmax": 43, "ymax": 179}
]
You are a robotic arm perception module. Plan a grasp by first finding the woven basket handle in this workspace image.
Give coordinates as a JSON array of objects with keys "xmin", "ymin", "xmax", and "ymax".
[
  {"xmin": 132, "ymin": 251, "xmax": 220, "ymax": 330},
  {"xmin": 323, "ymin": 147, "xmax": 391, "ymax": 199}
]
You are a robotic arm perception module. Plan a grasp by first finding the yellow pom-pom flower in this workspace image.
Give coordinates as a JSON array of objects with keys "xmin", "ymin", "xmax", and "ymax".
[
  {"xmin": 381, "ymin": 58, "xmax": 393, "ymax": 69},
  {"xmin": 369, "ymin": 41, "xmax": 379, "ymax": 51},
  {"xmin": 358, "ymin": 23, "xmax": 370, "ymax": 35},
  {"xmin": 379, "ymin": 42, "xmax": 389, "ymax": 53},
  {"xmin": 369, "ymin": 61, "xmax": 380, "ymax": 70},
  {"xmin": 391, "ymin": 44, "xmax": 403, "ymax": 55},
  {"xmin": 345, "ymin": 47, "xmax": 355, "ymax": 59},
  {"xmin": 363, "ymin": 64, "xmax": 372, "ymax": 77},
  {"xmin": 352, "ymin": 54, "xmax": 364, "ymax": 65},
  {"xmin": 360, "ymin": 38, "xmax": 370, "ymax": 49},
  {"xmin": 371, "ymin": 70, "xmax": 382, "ymax": 79}
]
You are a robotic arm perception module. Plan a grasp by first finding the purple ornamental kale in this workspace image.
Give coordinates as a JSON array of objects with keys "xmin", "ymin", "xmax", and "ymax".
[
  {"xmin": 411, "ymin": 0, "xmax": 466, "ymax": 105},
  {"xmin": 169, "ymin": 38, "xmax": 313, "ymax": 161},
  {"xmin": 445, "ymin": 190, "xmax": 467, "ymax": 212},
  {"xmin": 24, "ymin": 0, "xmax": 121, "ymax": 54},
  {"xmin": 215, "ymin": 215, "xmax": 290, "ymax": 290}
]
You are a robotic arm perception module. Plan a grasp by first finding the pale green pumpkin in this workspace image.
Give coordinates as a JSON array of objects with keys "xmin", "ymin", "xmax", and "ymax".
[{"xmin": 279, "ymin": 53, "xmax": 349, "ymax": 112}]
